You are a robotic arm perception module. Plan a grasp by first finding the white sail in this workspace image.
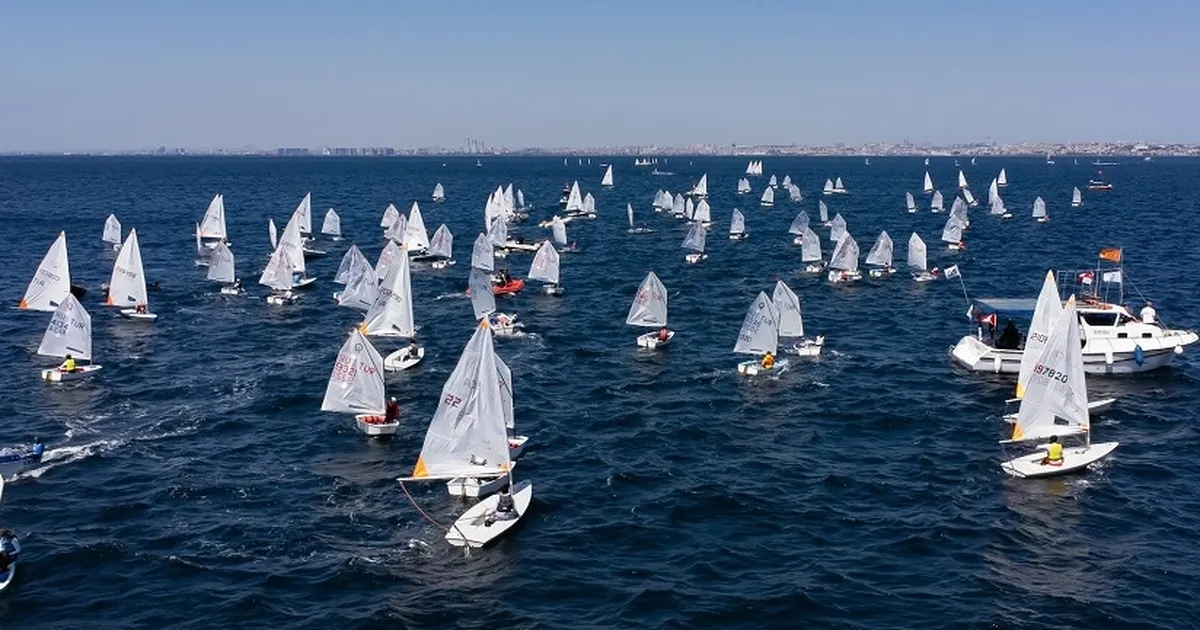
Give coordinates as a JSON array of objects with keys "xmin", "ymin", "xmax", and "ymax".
[
  {"xmin": 433, "ymin": 183, "xmax": 445, "ymax": 201},
  {"xmin": 362, "ymin": 246, "xmax": 415, "ymax": 338},
  {"xmin": 823, "ymin": 179, "xmax": 834, "ymax": 194},
  {"xmin": 469, "ymin": 268, "xmax": 496, "ymax": 320},
  {"xmin": 486, "ymin": 215, "xmax": 507, "ymax": 247},
  {"xmin": 829, "ymin": 233, "xmax": 859, "ymax": 272},
  {"xmin": 198, "ymin": 194, "xmax": 227, "ymax": 240},
  {"xmin": 566, "ymin": 181, "xmax": 583, "ymax": 211},
  {"xmin": 925, "ymin": 157, "xmax": 930, "ymax": 166},
  {"xmin": 380, "ymin": 203, "xmax": 400, "ymax": 229},
  {"xmin": 279, "ymin": 213, "xmax": 307, "ymax": 274},
  {"xmin": 1072, "ymin": 187, "xmax": 1083, "ymax": 207},
  {"xmin": 931, "ymin": 190, "xmax": 944, "ymax": 211},
  {"xmin": 923, "ymin": 172, "xmax": 934, "ymax": 194},
  {"xmin": 958, "ymin": 170, "xmax": 968, "ymax": 189},
  {"xmin": 787, "ymin": 184, "xmax": 802, "ymax": 202},
  {"xmin": 405, "ymin": 202, "xmax": 430, "ymax": 251},
  {"xmin": 730, "ymin": 209, "xmax": 746, "ymax": 235},
  {"xmin": 998, "ymin": 168, "xmax": 1008, "ymax": 186},
  {"xmin": 320, "ymin": 329, "xmax": 385, "ymax": 415},
  {"xmin": 782, "ymin": 175, "xmax": 792, "ymax": 188},
  {"xmin": 102, "ymin": 214, "xmax": 122, "ymax": 245},
  {"xmin": 107, "ymin": 229, "xmax": 149, "ymax": 308},
  {"xmin": 528, "ymin": 240, "xmax": 561, "ymax": 285},
  {"xmin": 733, "ymin": 291, "xmax": 780, "ymax": 356},
  {"xmin": 338, "ymin": 263, "xmax": 379, "ymax": 311},
  {"xmin": 745, "ymin": 160, "xmax": 756, "ymax": 175},
  {"xmin": 865, "ymin": 231, "xmax": 893, "ymax": 267},
  {"xmin": 207, "ymin": 241, "xmax": 236, "ymax": 283},
  {"xmin": 681, "ymin": 221, "xmax": 706, "ymax": 253},
  {"xmin": 818, "ymin": 200, "xmax": 829, "ymax": 223},
  {"xmin": 684, "ymin": 198, "xmax": 694, "ymax": 220},
  {"xmin": 801, "ymin": 227, "xmax": 822, "ymax": 262},
  {"xmin": 258, "ymin": 245, "xmax": 295, "ymax": 292},
  {"xmin": 429, "ymin": 224, "xmax": 453, "ymax": 259},
  {"xmin": 988, "ymin": 179, "xmax": 999, "ymax": 205},
  {"xmin": 20, "ymin": 232, "xmax": 72, "ymax": 312},
  {"xmin": 941, "ymin": 217, "xmax": 963, "ymax": 244},
  {"xmin": 601, "ymin": 164, "xmax": 614, "ymax": 187},
  {"xmin": 627, "ymin": 203, "xmax": 635, "ymax": 228},
  {"xmin": 906, "ymin": 233, "xmax": 927, "ymax": 271},
  {"xmin": 737, "ymin": 178, "xmax": 751, "ymax": 194},
  {"xmin": 1017, "ymin": 270, "xmax": 1065, "ymax": 399},
  {"xmin": 321, "ymin": 209, "xmax": 341, "ymax": 237},
  {"xmin": 496, "ymin": 354, "xmax": 515, "ymax": 430},
  {"xmin": 906, "ymin": 192, "xmax": 917, "ymax": 212},
  {"xmin": 268, "ymin": 218, "xmax": 278, "ymax": 250},
  {"xmin": 384, "ymin": 213, "xmax": 408, "ymax": 244},
  {"xmin": 834, "ymin": 177, "xmax": 845, "ymax": 191},
  {"xmin": 760, "ymin": 187, "xmax": 774, "ymax": 205},
  {"xmin": 409, "ymin": 320, "xmax": 510, "ymax": 480},
  {"xmin": 551, "ymin": 216, "xmax": 568, "ymax": 247},
  {"xmin": 693, "ymin": 199, "xmax": 711, "ymax": 224},
  {"xmin": 692, "ymin": 174, "xmax": 708, "ymax": 197},
  {"xmin": 1010, "ymin": 297, "xmax": 1089, "ymax": 442},
  {"xmin": 335, "ymin": 245, "xmax": 367, "ymax": 284},
  {"xmin": 772, "ymin": 280, "xmax": 804, "ymax": 338},
  {"xmin": 789, "ymin": 211, "xmax": 809, "ymax": 235},
  {"xmin": 375, "ymin": 240, "xmax": 403, "ymax": 280},
  {"xmin": 829, "ymin": 213, "xmax": 847, "ymax": 244},
  {"xmin": 293, "ymin": 193, "xmax": 313, "ymax": 234},
  {"xmin": 583, "ymin": 192, "xmax": 596, "ymax": 215},
  {"xmin": 626, "ymin": 272, "xmax": 668, "ymax": 328},
  {"xmin": 769, "ymin": 174, "xmax": 778, "ymax": 188},
  {"xmin": 465, "ymin": 233, "xmax": 491, "ymax": 271},
  {"xmin": 517, "ymin": 189, "xmax": 525, "ymax": 209},
  {"xmin": 963, "ymin": 188, "xmax": 978, "ymax": 206},
  {"xmin": 950, "ymin": 198, "xmax": 969, "ymax": 226},
  {"xmin": 990, "ymin": 195, "xmax": 1008, "ymax": 216},
  {"xmin": 672, "ymin": 193, "xmax": 685, "ymax": 216},
  {"xmin": 1032, "ymin": 196, "xmax": 1047, "ymax": 219},
  {"xmin": 37, "ymin": 293, "xmax": 92, "ymax": 360}
]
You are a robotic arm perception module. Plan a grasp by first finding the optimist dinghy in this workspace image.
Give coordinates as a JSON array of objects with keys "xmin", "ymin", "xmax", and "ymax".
[
  {"xmin": 734, "ymin": 291, "xmax": 789, "ymax": 376},
  {"xmin": 107, "ymin": 229, "xmax": 158, "ymax": 321},
  {"xmin": 773, "ymin": 280, "xmax": 824, "ymax": 357},
  {"xmin": 627, "ymin": 271, "xmax": 672, "ymax": 349},
  {"xmin": 38, "ymin": 294, "xmax": 102, "ymax": 382},
  {"xmin": 359, "ymin": 245, "xmax": 424, "ymax": 372},
  {"xmin": 321, "ymin": 328, "xmax": 392, "ymax": 436}
]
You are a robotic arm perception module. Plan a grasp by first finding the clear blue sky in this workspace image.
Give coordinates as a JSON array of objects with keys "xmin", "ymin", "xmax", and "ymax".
[{"xmin": 1, "ymin": 0, "xmax": 1196, "ymax": 151}]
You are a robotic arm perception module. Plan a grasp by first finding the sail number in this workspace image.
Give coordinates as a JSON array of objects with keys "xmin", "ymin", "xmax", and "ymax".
[{"xmin": 1033, "ymin": 363, "xmax": 1068, "ymax": 383}]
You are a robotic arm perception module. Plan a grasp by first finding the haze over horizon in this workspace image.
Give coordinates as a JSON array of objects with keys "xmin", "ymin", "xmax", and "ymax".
[{"xmin": 2, "ymin": 0, "xmax": 1197, "ymax": 152}]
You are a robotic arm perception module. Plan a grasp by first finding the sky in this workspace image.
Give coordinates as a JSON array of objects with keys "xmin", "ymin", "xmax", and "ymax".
[{"xmin": 1, "ymin": 0, "xmax": 1197, "ymax": 151}]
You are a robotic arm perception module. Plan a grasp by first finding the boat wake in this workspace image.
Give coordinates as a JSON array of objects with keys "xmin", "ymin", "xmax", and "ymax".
[
  {"xmin": 435, "ymin": 292, "xmax": 468, "ymax": 301},
  {"xmin": 12, "ymin": 438, "xmax": 124, "ymax": 481}
]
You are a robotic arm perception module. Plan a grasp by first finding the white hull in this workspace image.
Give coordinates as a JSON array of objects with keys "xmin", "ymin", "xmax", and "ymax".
[
  {"xmin": 868, "ymin": 267, "xmax": 896, "ymax": 278},
  {"xmin": 636, "ymin": 330, "xmax": 674, "ymax": 349},
  {"xmin": 302, "ymin": 248, "xmax": 328, "ymax": 259},
  {"xmin": 219, "ymin": 286, "xmax": 245, "ymax": 296},
  {"xmin": 431, "ymin": 259, "xmax": 456, "ymax": 269},
  {"xmin": 355, "ymin": 414, "xmax": 399, "ymax": 436},
  {"xmin": 950, "ymin": 334, "xmax": 1193, "ymax": 375},
  {"xmin": 946, "ymin": 243, "xmax": 965, "ymax": 251},
  {"xmin": 445, "ymin": 480, "xmax": 533, "ymax": 548},
  {"xmin": 542, "ymin": 284, "xmax": 564, "ymax": 296},
  {"xmin": 1001, "ymin": 442, "xmax": 1119, "ymax": 478},
  {"xmin": 804, "ymin": 262, "xmax": 827, "ymax": 274},
  {"xmin": 266, "ymin": 292, "xmax": 299, "ymax": 305},
  {"xmin": 685, "ymin": 253, "xmax": 707, "ymax": 264},
  {"xmin": 292, "ymin": 276, "xmax": 317, "ymax": 290},
  {"xmin": 737, "ymin": 358, "xmax": 790, "ymax": 376},
  {"xmin": 827, "ymin": 270, "xmax": 862, "ymax": 284},
  {"xmin": 628, "ymin": 227, "xmax": 653, "ymax": 234},
  {"xmin": 789, "ymin": 336, "xmax": 825, "ymax": 357},
  {"xmin": 383, "ymin": 347, "xmax": 424, "ymax": 372},
  {"xmin": 508, "ymin": 435, "xmax": 528, "ymax": 460},
  {"xmin": 729, "ymin": 233, "xmax": 748, "ymax": 241},
  {"xmin": 119, "ymin": 309, "xmax": 159, "ymax": 321},
  {"xmin": 446, "ymin": 473, "xmax": 511, "ymax": 499},
  {"xmin": 913, "ymin": 271, "xmax": 937, "ymax": 282},
  {"xmin": 42, "ymin": 364, "xmax": 103, "ymax": 382}
]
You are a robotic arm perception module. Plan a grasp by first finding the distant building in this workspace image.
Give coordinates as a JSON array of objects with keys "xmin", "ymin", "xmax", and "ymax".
[{"xmin": 277, "ymin": 148, "xmax": 311, "ymax": 156}]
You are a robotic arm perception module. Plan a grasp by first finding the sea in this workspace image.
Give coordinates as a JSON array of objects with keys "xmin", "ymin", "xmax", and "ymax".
[{"xmin": 0, "ymin": 155, "xmax": 1198, "ymax": 629}]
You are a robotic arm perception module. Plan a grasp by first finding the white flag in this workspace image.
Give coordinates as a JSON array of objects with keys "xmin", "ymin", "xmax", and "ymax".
[
  {"xmin": 944, "ymin": 265, "xmax": 961, "ymax": 279},
  {"xmin": 1102, "ymin": 270, "xmax": 1122, "ymax": 283}
]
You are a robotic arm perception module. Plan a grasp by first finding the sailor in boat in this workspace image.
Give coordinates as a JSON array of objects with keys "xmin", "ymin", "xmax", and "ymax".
[
  {"xmin": 30, "ymin": 438, "xmax": 44, "ymax": 463},
  {"xmin": 484, "ymin": 485, "xmax": 519, "ymax": 527},
  {"xmin": 405, "ymin": 339, "xmax": 420, "ymax": 360},
  {"xmin": 232, "ymin": 278, "xmax": 244, "ymax": 292},
  {"xmin": 929, "ymin": 267, "xmax": 940, "ymax": 279},
  {"xmin": 996, "ymin": 319, "xmax": 1022, "ymax": 350},
  {"xmin": 135, "ymin": 304, "xmax": 148, "ymax": 315},
  {"xmin": 60, "ymin": 354, "xmax": 78, "ymax": 373},
  {"xmin": 657, "ymin": 327, "xmax": 670, "ymax": 343},
  {"xmin": 385, "ymin": 397, "xmax": 400, "ymax": 425},
  {"xmin": 1141, "ymin": 301, "xmax": 1157, "ymax": 324},
  {"xmin": 488, "ymin": 312, "xmax": 515, "ymax": 328},
  {"xmin": 761, "ymin": 352, "xmax": 776, "ymax": 370},
  {"xmin": 1040, "ymin": 436, "xmax": 1065, "ymax": 467}
]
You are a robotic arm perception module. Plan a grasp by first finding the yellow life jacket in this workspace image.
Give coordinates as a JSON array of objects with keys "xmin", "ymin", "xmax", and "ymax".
[
  {"xmin": 63, "ymin": 358, "xmax": 76, "ymax": 371},
  {"xmin": 1046, "ymin": 442, "xmax": 1064, "ymax": 462}
]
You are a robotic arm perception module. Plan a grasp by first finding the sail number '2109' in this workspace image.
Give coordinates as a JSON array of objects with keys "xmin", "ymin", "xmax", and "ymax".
[{"xmin": 1033, "ymin": 363, "xmax": 1068, "ymax": 383}]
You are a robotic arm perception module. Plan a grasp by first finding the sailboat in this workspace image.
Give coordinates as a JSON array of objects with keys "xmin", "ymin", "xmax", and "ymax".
[
  {"xmin": 108, "ymin": 229, "xmax": 157, "ymax": 321},
  {"xmin": 1033, "ymin": 196, "xmax": 1049, "ymax": 223},
  {"xmin": 786, "ymin": 184, "xmax": 802, "ymax": 202},
  {"xmin": 380, "ymin": 203, "xmax": 400, "ymax": 229},
  {"xmin": 432, "ymin": 183, "xmax": 445, "ymax": 203},
  {"xmin": 828, "ymin": 213, "xmax": 847, "ymax": 244},
  {"xmin": 997, "ymin": 168, "xmax": 1008, "ymax": 187},
  {"xmin": 398, "ymin": 320, "xmax": 531, "ymax": 548},
  {"xmin": 376, "ymin": 239, "xmax": 404, "ymax": 282},
  {"xmin": 322, "ymin": 328, "xmax": 390, "ymax": 436},
  {"xmin": 260, "ymin": 245, "xmax": 300, "ymax": 305},
  {"xmin": 823, "ymin": 179, "xmax": 835, "ymax": 196},
  {"xmin": 906, "ymin": 192, "xmax": 917, "ymax": 213},
  {"xmin": 601, "ymin": 164, "xmax": 614, "ymax": 188},
  {"xmin": 865, "ymin": 231, "xmax": 895, "ymax": 277},
  {"xmin": 334, "ymin": 245, "xmax": 368, "ymax": 285},
  {"xmin": 923, "ymin": 172, "xmax": 934, "ymax": 195},
  {"xmin": 931, "ymin": 190, "xmax": 944, "ymax": 213},
  {"xmin": 925, "ymin": 157, "xmax": 930, "ymax": 166},
  {"xmin": 958, "ymin": 170, "xmax": 969, "ymax": 189},
  {"xmin": 1046, "ymin": 152, "xmax": 1055, "ymax": 165},
  {"xmin": 737, "ymin": 178, "xmax": 751, "ymax": 195},
  {"xmin": 551, "ymin": 216, "xmax": 575, "ymax": 252},
  {"xmin": 729, "ymin": 209, "xmax": 748, "ymax": 240},
  {"xmin": 446, "ymin": 348, "xmax": 528, "ymax": 498},
  {"xmin": 20, "ymin": 232, "xmax": 73, "ymax": 311},
  {"xmin": 827, "ymin": 233, "xmax": 861, "ymax": 284},
  {"xmin": 197, "ymin": 194, "xmax": 228, "ymax": 248},
  {"xmin": 818, "ymin": 200, "xmax": 830, "ymax": 226},
  {"xmin": 682, "ymin": 221, "xmax": 707, "ymax": 264},
  {"xmin": 268, "ymin": 218, "xmax": 278, "ymax": 250},
  {"xmin": 335, "ymin": 254, "xmax": 378, "ymax": 311},
  {"xmin": 942, "ymin": 215, "xmax": 966, "ymax": 251},
  {"xmin": 38, "ymin": 294, "xmax": 101, "ymax": 382},
  {"xmin": 627, "ymin": 272, "xmax": 671, "ymax": 349},
  {"xmin": 801, "ymin": 227, "xmax": 825, "ymax": 273},
  {"xmin": 280, "ymin": 213, "xmax": 317, "ymax": 289},
  {"xmin": 321, "ymin": 209, "xmax": 342, "ymax": 241},
  {"xmin": 692, "ymin": 199, "xmax": 712, "ymax": 225},
  {"xmin": 774, "ymin": 280, "xmax": 824, "ymax": 357},
  {"xmin": 963, "ymin": 188, "xmax": 979, "ymax": 207},
  {"xmin": 193, "ymin": 223, "xmax": 210, "ymax": 267},
  {"xmin": 425, "ymin": 224, "xmax": 456, "ymax": 268},
  {"xmin": 768, "ymin": 174, "xmax": 778, "ymax": 189},
  {"xmin": 690, "ymin": 174, "xmax": 708, "ymax": 199},
  {"xmin": 208, "ymin": 242, "xmax": 243, "ymax": 295},
  {"xmin": 102, "ymin": 214, "xmax": 122, "ymax": 251},
  {"xmin": 470, "ymin": 268, "xmax": 520, "ymax": 336},
  {"xmin": 907, "ymin": 233, "xmax": 936, "ymax": 282},
  {"xmin": 971, "ymin": 157, "xmax": 977, "ymax": 165},
  {"xmin": 528, "ymin": 241, "xmax": 563, "ymax": 296},
  {"xmin": 404, "ymin": 202, "xmax": 431, "ymax": 255},
  {"xmin": 832, "ymin": 177, "xmax": 847, "ymax": 194},
  {"xmin": 734, "ymin": 291, "xmax": 788, "ymax": 376},
  {"xmin": 789, "ymin": 211, "xmax": 809, "ymax": 245},
  {"xmin": 999, "ymin": 297, "xmax": 1119, "ymax": 478},
  {"xmin": 627, "ymin": 203, "xmax": 652, "ymax": 234},
  {"xmin": 760, "ymin": 186, "xmax": 774, "ymax": 207},
  {"xmin": 1071, "ymin": 187, "xmax": 1083, "ymax": 208},
  {"xmin": 362, "ymin": 246, "xmax": 424, "ymax": 372}
]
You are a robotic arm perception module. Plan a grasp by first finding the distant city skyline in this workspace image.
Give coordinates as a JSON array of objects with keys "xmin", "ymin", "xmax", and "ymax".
[{"xmin": 2, "ymin": 1, "xmax": 1197, "ymax": 152}]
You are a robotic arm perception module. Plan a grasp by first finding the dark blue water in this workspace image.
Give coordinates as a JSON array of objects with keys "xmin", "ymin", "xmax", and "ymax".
[{"xmin": 1, "ymin": 156, "xmax": 1198, "ymax": 628}]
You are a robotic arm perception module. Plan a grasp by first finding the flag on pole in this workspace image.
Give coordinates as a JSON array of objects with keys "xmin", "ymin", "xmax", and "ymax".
[
  {"xmin": 1078, "ymin": 271, "xmax": 1095, "ymax": 285},
  {"xmin": 1102, "ymin": 270, "xmax": 1122, "ymax": 283},
  {"xmin": 1099, "ymin": 248, "xmax": 1122, "ymax": 263},
  {"xmin": 944, "ymin": 265, "xmax": 961, "ymax": 279}
]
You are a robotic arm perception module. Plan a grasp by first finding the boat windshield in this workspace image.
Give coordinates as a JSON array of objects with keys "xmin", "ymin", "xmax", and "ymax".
[{"xmin": 1081, "ymin": 312, "xmax": 1119, "ymax": 327}]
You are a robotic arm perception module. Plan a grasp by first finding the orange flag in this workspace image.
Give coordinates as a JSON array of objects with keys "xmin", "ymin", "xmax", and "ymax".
[{"xmin": 1099, "ymin": 248, "xmax": 1122, "ymax": 263}]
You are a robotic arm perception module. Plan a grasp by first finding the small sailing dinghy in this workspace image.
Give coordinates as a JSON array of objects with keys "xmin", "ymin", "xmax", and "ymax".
[
  {"xmin": 627, "ymin": 204, "xmax": 652, "ymax": 234},
  {"xmin": 930, "ymin": 190, "xmax": 944, "ymax": 213},
  {"xmin": 260, "ymin": 247, "xmax": 300, "ymax": 305},
  {"xmin": 768, "ymin": 174, "xmax": 778, "ymax": 189},
  {"xmin": 735, "ymin": 291, "xmax": 788, "ymax": 376},
  {"xmin": 690, "ymin": 174, "xmax": 709, "ymax": 199},
  {"xmin": 193, "ymin": 223, "xmax": 210, "ymax": 267},
  {"xmin": 907, "ymin": 233, "xmax": 936, "ymax": 282},
  {"xmin": 737, "ymin": 178, "xmax": 751, "ymax": 195},
  {"xmin": 789, "ymin": 211, "xmax": 809, "ymax": 245},
  {"xmin": 819, "ymin": 200, "xmax": 831, "ymax": 226},
  {"xmin": 432, "ymin": 183, "xmax": 445, "ymax": 203},
  {"xmin": 361, "ymin": 246, "xmax": 424, "ymax": 372},
  {"xmin": 865, "ymin": 230, "xmax": 895, "ymax": 277},
  {"xmin": 942, "ymin": 215, "xmax": 966, "ymax": 251},
  {"xmin": 208, "ymin": 242, "xmax": 244, "ymax": 295},
  {"xmin": 528, "ymin": 241, "xmax": 563, "ymax": 296},
  {"xmin": 20, "ymin": 232, "xmax": 73, "ymax": 311},
  {"xmin": 760, "ymin": 186, "xmax": 774, "ymax": 207},
  {"xmin": 321, "ymin": 328, "xmax": 391, "ymax": 436},
  {"xmin": 997, "ymin": 168, "xmax": 1008, "ymax": 187},
  {"xmin": 774, "ymin": 280, "xmax": 824, "ymax": 357},
  {"xmin": 682, "ymin": 221, "xmax": 707, "ymax": 264},
  {"xmin": 279, "ymin": 213, "xmax": 317, "ymax": 290},
  {"xmin": 321, "ymin": 209, "xmax": 343, "ymax": 241},
  {"xmin": 425, "ymin": 224, "xmax": 456, "ymax": 268},
  {"xmin": 999, "ymin": 297, "xmax": 1119, "ymax": 478},
  {"xmin": 833, "ymin": 177, "xmax": 847, "ymax": 194},
  {"xmin": 470, "ymin": 268, "xmax": 520, "ymax": 336},
  {"xmin": 627, "ymin": 271, "xmax": 672, "ymax": 349},
  {"xmin": 108, "ymin": 229, "xmax": 157, "ymax": 321},
  {"xmin": 692, "ymin": 199, "xmax": 712, "ymax": 225},
  {"xmin": 601, "ymin": 164, "xmax": 614, "ymax": 188},
  {"xmin": 1033, "ymin": 196, "xmax": 1049, "ymax": 223},
  {"xmin": 923, "ymin": 172, "xmax": 934, "ymax": 195},
  {"xmin": 405, "ymin": 202, "xmax": 431, "ymax": 255},
  {"xmin": 398, "ymin": 320, "xmax": 531, "ymax": 548},
  {"xmin": 447, "ymin": 351, "xmax": 529, "ymax": 498},
  {"xmin": 963, "ymin": 188, "xmax": 979, "ymax": 207},
  {"xmin": 827, "ymin": 233, "xmax": 861, "ymax": 284},
  {"xmin": 334, "ymin": 245, "xmax": 368, "ymax": 285},
  {"xmin": 958, "ymin": 170, "xmax": 969, "ymax": 189},
  {"xmin": 1071, "ymin": 187, "xmax": 1083, "ymax": 208},
  {"xmin": 801, "ymin": 227, "xmax": 825, "ymax": 274},
  {"xmin": 906, "ymin": 192, "xmax": 917, "ymax": 213},
  {"xmin": 729, "ymin": 209, "xmax": 748, "ymax": 240},
  {"xmin": 551, "ymin": 216, "xmax": 576, "ymax": 251},
  {"xmin": 336, "ymin": 257, "xmax": 378, "ymax": 311},
  {"xmin": 197, "ymin": 194, "xmax": 228, "ymax": 249},
  {"xmin": 102, "ymin": 214, "xmax": 122, "ymax": 251},
  {"xmin": 828, "ymin": 213, "xmax": 847, "ymax": 244},
  {"xmin": 380, "ymin": 203, "xmax": 400, "ymax": 230},
  {"xmin": 38, "ymin": 293, "xmax": 102, "ymax": 382},
  {"xmin": 823, "ymin": 178, "xmax": 835, "ymax": 196}
]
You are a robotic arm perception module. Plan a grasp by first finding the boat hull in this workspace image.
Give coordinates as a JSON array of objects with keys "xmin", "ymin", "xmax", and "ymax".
[
  {"xmin": 789, "ymin": 337, "xmax": 824, "ymax": 357},
  {"xmin": 950, "ymin": 334, "xmax": 1193, "ymax": 375},
  {"xmin": 445, "ymin": 480, "xmax": 533, "ymax": 548},
  {"xmin": 383, "ymin": 347, "xmax": 424, "ymax": 372},
  {"xmin": 636, "ymin": 331, "xmax": 674, "ymax": 349},
  {"xmin": 355, "ymin": 414, "xmax": 399, "ymax": 436},
  {"xmin": 685, "ymin": 253, "xmax": 707, "ymax": 264},
  {"xmin": 737, "ymin": 358, "xmax": 790, "ymax": 376},
  {"xmin": 42, "ymin": 364, "xmax": 102, "ymax": 382},
  {"xmin": 446, "ymin": 473, "xmax": 511, "ymax": 499},
  {"xmin": 266, "ymin": 293, "xmax": 299, "ymax": 305},
  {"xmin": 1001, "ymin": 442, "xmax": 1119, "ymax": 478},
  {"xmin": 119, "ymin": 309, "xmax": 158, "ymax": 321}
]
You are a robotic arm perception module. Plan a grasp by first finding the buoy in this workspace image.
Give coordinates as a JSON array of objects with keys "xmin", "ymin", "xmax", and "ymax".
[
  {"xmin": 1134, "ymin": 345, "xmax": 1145, "ymax": 366},
  {"xmin": 1175, "ymin": 345, "xmax": 1184, "ymax": 355}
]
